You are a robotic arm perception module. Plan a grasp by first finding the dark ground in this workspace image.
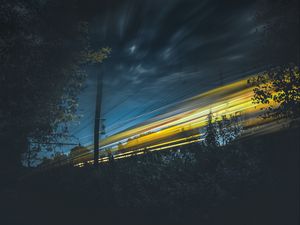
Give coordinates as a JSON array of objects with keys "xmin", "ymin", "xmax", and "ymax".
[{"xmin": 1, "ymin": 128, "xmax": 299, "ymax": 225}]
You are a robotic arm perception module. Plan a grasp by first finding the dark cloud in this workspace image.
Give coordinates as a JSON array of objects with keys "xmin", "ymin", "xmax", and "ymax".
[{"xmin": 70, "ymin": 0, "xmax": 264, "ymax": 144}]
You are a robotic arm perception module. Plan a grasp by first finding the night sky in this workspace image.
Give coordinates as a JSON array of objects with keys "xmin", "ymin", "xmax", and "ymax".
[{"xmin": 68, "ymin": 0, "xmax": 265, "ymax": 148}]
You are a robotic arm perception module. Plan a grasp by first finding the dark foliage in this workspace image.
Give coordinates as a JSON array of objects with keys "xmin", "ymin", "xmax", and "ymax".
[
  {"xmin": 255, "ymin": 0, "xmax": 299, "ymax": 65},
  {"xmin": 4, "ymin": 128, "xmax": 298, "ymax": 225},
  {"xmin": 204, "ymin": 112, "xmax": 243, "ymax": 147},
  {"xmin": 0, "ymin": 0, "xmax": 110, "ymax": 172},
  {"xmin": 249, "ymin": 0, "xmax": 299, "ymax": 123},
  {"xmin": 248, "ymin": 65, "xmax": 300, "ymax": 120}
]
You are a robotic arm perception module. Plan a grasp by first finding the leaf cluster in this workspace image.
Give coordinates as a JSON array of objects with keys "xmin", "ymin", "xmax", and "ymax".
[
  {"xmin": 248, "ymin": 65, "xmax": 300, "ymax": 120},
  {"xmin": 0, "ymin": 0, "xmax": 110, "ymax": 167},
  {"xmin": 204, "ymin": 112, "xmax": 243, "ymax": 148}
]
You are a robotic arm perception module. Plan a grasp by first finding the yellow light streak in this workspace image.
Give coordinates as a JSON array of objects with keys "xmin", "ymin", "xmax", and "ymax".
[{"xmin": 74, "ymin": 75, "xmax": 282, "ymax": 167}]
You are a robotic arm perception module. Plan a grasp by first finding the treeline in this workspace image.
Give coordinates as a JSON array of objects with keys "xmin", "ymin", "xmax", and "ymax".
[{"xmin": 14, "ymin": 125, "xmax": 299, "ymax": 225}]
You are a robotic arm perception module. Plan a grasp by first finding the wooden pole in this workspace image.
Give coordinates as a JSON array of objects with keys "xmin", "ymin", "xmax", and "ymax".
[{"xmin": 94, "ymin": 69, "xmax": 103, "ymax": 166}]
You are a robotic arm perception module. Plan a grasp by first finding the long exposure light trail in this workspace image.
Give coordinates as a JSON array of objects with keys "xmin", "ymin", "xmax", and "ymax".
[{"xmin": 73, "ymin": 75, "xmax": 281, "ymax": 166}]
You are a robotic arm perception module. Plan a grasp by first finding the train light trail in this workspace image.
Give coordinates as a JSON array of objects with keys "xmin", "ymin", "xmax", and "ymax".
[{"xmin": 71, "ymin": 74, "xmax": 284, "ymax": 167}]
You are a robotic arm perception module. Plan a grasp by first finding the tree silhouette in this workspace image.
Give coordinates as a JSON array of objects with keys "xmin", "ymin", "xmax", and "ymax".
[
  {"xmin": 254, "ymin": 0, "xmax": 299, "ymax": 65},
  {"xmin": 248, "ymin": 66, "xmax": 300, "ymax": 120},
  {"xmin": 0, "ymin": 0, "xmax": 110, "ymax": 172},
  {"xmin": 250, "ymin": 0, "xmax": 299, "ymax": 124},
  {"xmin": 215, "ymin": 113, "xmax": 243, "ymax": 146},
  {"xmin": 204, "ymin": 112, "xmax": 243, "ymax": 148},
  {"xmin": 204, "ymin": 112, "xmax": 218, "ymax": 148}
]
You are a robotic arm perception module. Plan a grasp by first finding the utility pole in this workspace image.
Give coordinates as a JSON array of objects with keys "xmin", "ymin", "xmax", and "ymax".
[{"xmin": 94, "ymin": 68, "xmax": 103, "ymax": 166}]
